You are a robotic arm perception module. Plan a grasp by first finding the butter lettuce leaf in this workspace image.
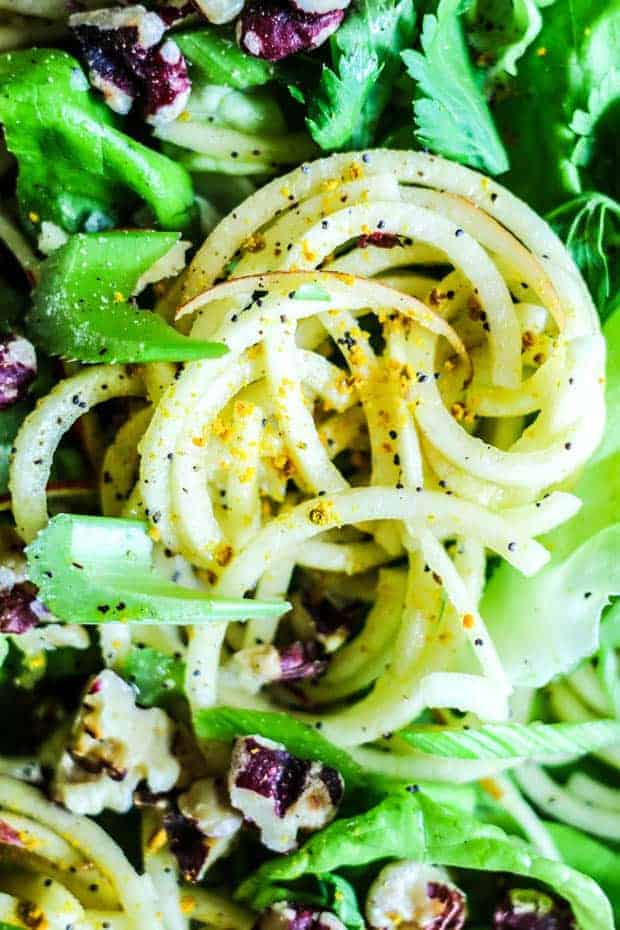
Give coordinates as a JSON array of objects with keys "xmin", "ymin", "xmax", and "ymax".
[
  {"xmin": 237, "ymin": 791, "xmax": 614, "ymax": 930},
  {"xmin": 0, "ymin": 49, "xmax": 195, "ymax": 235}
]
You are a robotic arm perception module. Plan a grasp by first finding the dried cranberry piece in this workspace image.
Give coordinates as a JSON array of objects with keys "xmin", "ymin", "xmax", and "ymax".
[
  {"xmin": 0, "ymin": 820, "xmax": 23, "ymax": 847},
  {"xmin": 0, "ymin": 335, "xmax": 37, "ymax": 411},
  {"xmin": 254, "ymin": 901, "xmax": 347, "ymax": 930},
  {"xmin": 493, "ymin": 890, "xmax": 575, "ymax": 930},
  {"xmin": 234, "ymin": 736, "xmax": 310, "ymax": 815},
  {"xmin": 279, "ymin": 640, "xmax": 328, "ymax": 682},
  {"xmin": 357, "ymin": 232, "xmax": 408, "ymax": 249},
  {"xmin": 69, "ymin": 6, "xmax": 190, "ymax": 125},
  {"xmin": 0, "ymin": 581, "xmax": 41, "ymax": 634},
  {"xmin": 236, "ymin": 0, "xmax": 344, "ymax": 61},
  {"xmin": 427, "ymin": 881, "xmax": 468, "ymax": 929},
  {"xmin": 163, "ymin": 811, "xmax": 209, "ymax": 882}
]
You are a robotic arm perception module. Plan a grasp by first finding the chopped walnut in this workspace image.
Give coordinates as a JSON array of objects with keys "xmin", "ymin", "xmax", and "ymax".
[
  {"xmin": 69, "ymin": 5, "xmax": 190, "ymax": 125},
  {"xmin": 229, "ymin": 734, "xmax": 343, "ymax": 852}
]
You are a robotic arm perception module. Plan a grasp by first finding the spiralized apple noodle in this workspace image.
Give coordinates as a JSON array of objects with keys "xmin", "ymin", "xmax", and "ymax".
[{"xmin": 4, "ymin": 151, "xmax": 608, "ymax": 920}]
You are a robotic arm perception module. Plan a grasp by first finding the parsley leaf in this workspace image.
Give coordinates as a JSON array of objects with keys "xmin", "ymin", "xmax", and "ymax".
[
  {"xmin": 307, "ymin": 0, "xmax": 416, "ymax": 151},
  {"xmin": 402, "ymin": 0, "xmax": 509, "ymax": 175},
  {"xmin": 547, "ymin": 192, "xmax": 620, "ymax": 322}
]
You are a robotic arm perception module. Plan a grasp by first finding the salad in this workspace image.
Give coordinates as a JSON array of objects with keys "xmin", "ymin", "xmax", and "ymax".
[{"xmin": 0, "ymin": 0, "xmax": 619, "ymax": 928}]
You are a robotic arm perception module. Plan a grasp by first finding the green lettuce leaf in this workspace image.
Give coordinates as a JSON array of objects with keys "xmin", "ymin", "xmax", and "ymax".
[
  {"xmin": 402, "ymin": 0, "xmax": 509, "ymax": 175},
  {"xmin": 0, "ymin": 49, "xmax": 195, "ymax": 235},
  {"xmin": 307, "ymin": 0, "xmax": 416, "ymax": 151},
  {"xmin": 400, "ymin": 719, "xmax": 620, "ymax": 760},
  {"xmin": 546, "ymin": 193, "xmax": 620, "ymax": 322},
  {"xmin": 493, "ymin": 0, "xmax": 620, "ymax": 212},
  {"xmin": 122, "ymin": 646, "xmax": 185, "ymax": 707},
  {"xmin": 27, "ymin": 231, "xmax": 227, "ymax": 364},
  {"xmin": 546, "ymin": 822, "xmax": 620, "ymax": 923},
  {"xmin": 482, "ymin": 309, "xmax": 620, "ymax": 686},
  {"xmin": 26, "ymin": 514, "xmax": 289, "ymax": 625},
  {"xmin": 175, "ymin": 28, "xmax": 275, "ymax": 89},
  {"xmin": 237, "ymin": 791, "xmax": 614, "ymax": 930}
]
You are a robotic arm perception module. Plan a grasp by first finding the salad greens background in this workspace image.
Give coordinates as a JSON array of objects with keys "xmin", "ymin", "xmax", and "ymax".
[{"xmin": 0, "ymin": 1, "xmax": 619, "ymax": 927}]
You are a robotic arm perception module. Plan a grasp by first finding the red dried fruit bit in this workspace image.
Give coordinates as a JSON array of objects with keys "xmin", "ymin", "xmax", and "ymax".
[
  {"xmin": 493, "ymin": 890, "xmax": 575, "ymax": 930},
  {"xmin": 427, "ymin": 881, "xmax": 468, "ymax": 930},
  {"xmin": 236, "ymin": 0, "xmax": 345, "ymax": 61},
  {"xmin": 357, "ymin": 231, "xmax": 408, "ymax": 249},
  {"xmin": 162, "ymin": 811, "xmax": 209, "ymax": 882},
  {"xmin": 69, "ymin": 5, "xmax": 190, "ymax": 125},
  {"xmin": 254, "ymin": 901, "xmax": 347, "ymax": 930},
  {"xmin": 0, "ymin": 580, "xmax": 41, "ymax": 634},
  {"xmin": 0, "ymin": 819, "xmax": 24, "ymax": 847},
  {"xmin": 0, "ymin": 335, "xmax": 37, "ymax": 411},
  {"xmin": 278, "ymin": 640, "xmax": 328, "ymax": 681}
]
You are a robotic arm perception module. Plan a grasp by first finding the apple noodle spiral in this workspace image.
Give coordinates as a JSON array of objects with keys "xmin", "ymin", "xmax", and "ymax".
[{"xmin": 10, "ymin": 150, "xmax": 606, "ymax": 752}]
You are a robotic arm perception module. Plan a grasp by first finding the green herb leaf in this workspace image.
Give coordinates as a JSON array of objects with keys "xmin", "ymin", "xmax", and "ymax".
[
  {"xmin": 26, "ymin": 514, "xmax": 289, "ymax": 625},
  {"xmin": 482, "ymin": 308, "xmax": 620, "ymax": 686},
  {"xmin": 122, "ymin": 646, "xmax": 185, "ymax": 707},
  {"xmin": 402, "ymin": 0, "xmax": 508, "ymax": 174},
  {"xmin": 546, "ymin": 193, "xmax": 620, "ymax": 322},
  {"xmin": 0, "ymin": 49, "xmax": 195, "ymax": 235},
  {"xmin": 27, "ymin": 231, "xmax": 227, "ymax": 364},
  {"xmin": 307, "ymin": 0, "xmax": 416, "ymax": 151},
  {"xmin": 401, "ymin": 719, "xmax": 620, "ymax": 760},
  {"xmin": 176, "ymin": 28, "xmax": 275, "ymax": 89},
  {"xmin": 237, "ymin": 791, "xmax": 614, "ymax": 930}
]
